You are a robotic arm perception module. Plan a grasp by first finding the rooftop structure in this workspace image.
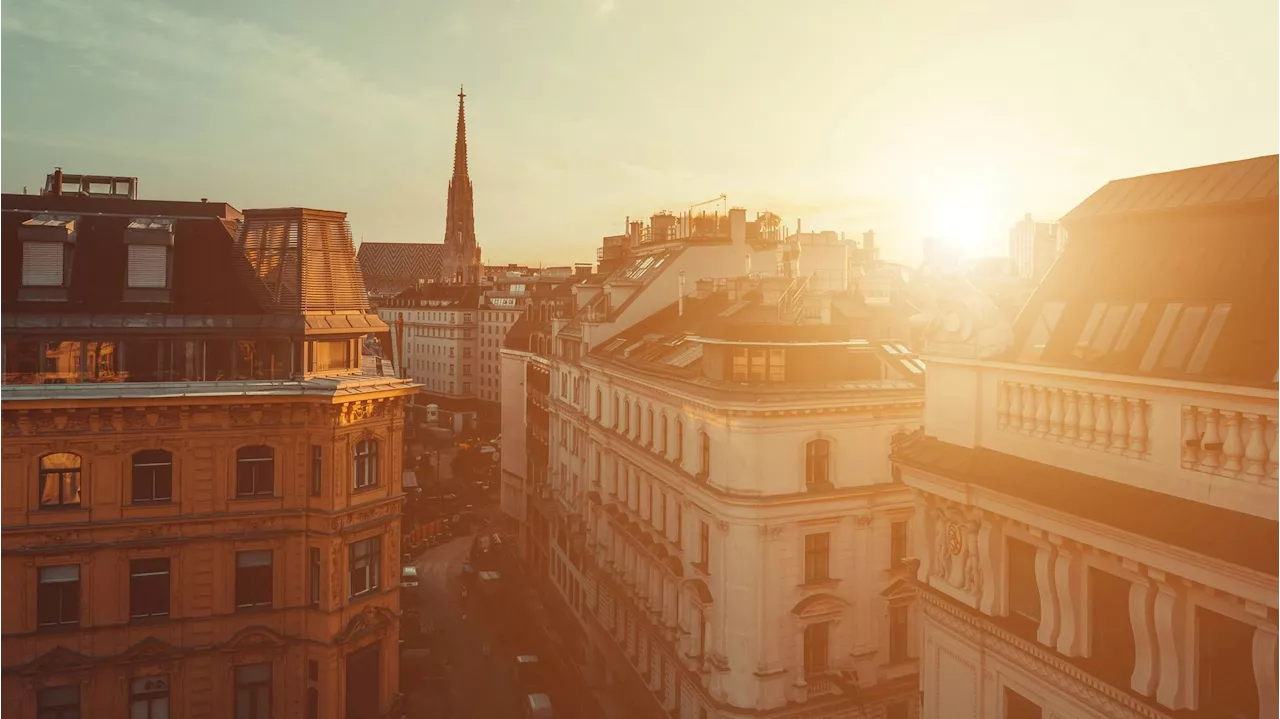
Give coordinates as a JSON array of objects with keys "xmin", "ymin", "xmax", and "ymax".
[{"xmin": 358, "ymin": 241, "xmax": 445, "ymax": 299}]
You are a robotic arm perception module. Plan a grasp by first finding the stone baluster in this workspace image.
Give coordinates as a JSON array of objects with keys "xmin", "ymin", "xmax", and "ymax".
[
  {"xmin": 1252, "ymin": 625, "xmax": 1279, "ymax": 719},
  {"xmin": 1242, "ymin": 414, "xmax": 1269, "ymax": 478},
  {"xmin": 1091, "ymin": 394, "xmax": 1112, "ymax": 451},
  {"xmin": 1128, "ymin": 573, "xmax": 1158, "ymax": 696},
  {"xmin": 1077, "ymin": 393, "xmax": 1095, "ymax": 446},
  {"xmin": 1109, "ymin": 396, "xmax": 1129, "ymax": 453},
  {"xmin": 1219, "ymin": 411, "xmax": 1245, "ymax": 475},
  {"xmin": 1034, "ymin": 386, "xmax": 1050, "ymax": 437},
  {"xmin": 1268, "ymin": 422, "xmax": 1279, "ymax": 481},
  {"xmin": 1020, "ymin": 384, "xmax": 1036, "ymax": 434},
  {"xmin": 1126, "ymin": 398, "xmax": 1148, "ymax": 456},
  {"xmin": 1062, "ymin": 390, "xmax": 1080, "ymax": 442},
  {"xmin": 1197, "ymin": 408, "xmax": 1222, "ymax": 471},
  {"xmin": 1008, "ymin": 383, "xmax": 1024, "ymax": 431},
  {"xmin": 996, "ymin": 382, "xmax": 1010, "ymax": 428},
  {"xmin": 1152, "ymin": 572, "xmax": 1190, "ymax": 710},
  {"xmin": 1180, "ymin": 406, "xmax": 1199, "ymax": 466},
  {"xmin": 1048, "ymin": 388, "xmax": 1063, "ymax": 438}
]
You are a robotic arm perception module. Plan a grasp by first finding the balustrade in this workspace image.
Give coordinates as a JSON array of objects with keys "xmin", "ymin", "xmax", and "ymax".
[
  {"xmin": 1182, "ymin": 406, "xmax": 1279, "ymax": 482},
  {"xmin": 997, "ymin": 381, "xmax": 1151, "ymax": 457}
]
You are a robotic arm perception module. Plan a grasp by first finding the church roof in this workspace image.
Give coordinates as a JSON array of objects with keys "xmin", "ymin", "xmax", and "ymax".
[{"xmin": 357, "ymin": 242, "xmax": 444, "ymax": 297}]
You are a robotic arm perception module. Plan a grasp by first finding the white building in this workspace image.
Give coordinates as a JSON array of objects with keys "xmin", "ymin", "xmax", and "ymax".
[
  {"xmin": 502, "ymin": 206, "xmax": 931, "ymax": 718},
  {"xmin": 478, "ymin": 282, "xmax": 530, "ymax": 404},
  {"xmin": 1008, "ymin": 213, "xmax": 1068, "ymax": 281},
  {"xmin": 896, "ymin": 155, "xmax": 1279, "ymax": 719}
]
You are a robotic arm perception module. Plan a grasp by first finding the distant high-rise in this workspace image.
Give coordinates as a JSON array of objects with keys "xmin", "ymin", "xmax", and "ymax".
[
  {"xmin": 441, "ymin": 86, "xmax": 482, "ymax": 285},
  {"xmin": 1009, "ymin": 213, "xmax": 1067, "ymax": 280}
]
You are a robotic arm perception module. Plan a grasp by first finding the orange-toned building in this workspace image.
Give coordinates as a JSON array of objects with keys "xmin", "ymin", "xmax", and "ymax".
[{"xmin": 1, "ymin": 181, "xmax": 418, "ymax": 719}]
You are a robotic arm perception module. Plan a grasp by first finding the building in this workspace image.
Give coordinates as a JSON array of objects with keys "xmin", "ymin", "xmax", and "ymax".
[
  {"xmin": 501, "ymin": 206, "xmax": 929, "ymax": 718},
  {"xmin": 477, "ymin": 280, "xmax": 530, "ymax": 406},
  {"xmin": 440, "ymin": 87, "xmax": 482, "ymax": 286},
  {"xmin": 893, "ymin": 155, "xmax": 1278, "ymax": 719},
  {"xmin": 357, "ymin": 242, "xmax": 444, "ymax": 300},
  {"xmin": 1008, "ymin": 213, "xmax": 1068, "ymax": 281},
  {"xmin": 1, "ymin": 184, "xmax": 418, "ymax": 719}
]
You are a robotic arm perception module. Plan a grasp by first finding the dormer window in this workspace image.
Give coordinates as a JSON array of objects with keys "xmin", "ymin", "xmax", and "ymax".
[
  {"xmin": 123, "ymin": 218, "xmax": 174, "ymax": 301},
  {"xmin": 19, "ymin": 215, "xmax": 76, "ymax": 300}
]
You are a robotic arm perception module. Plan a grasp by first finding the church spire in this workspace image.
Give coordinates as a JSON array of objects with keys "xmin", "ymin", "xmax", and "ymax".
[{"xmin": 452, "ymin": 85, "xmax": 468, "ymax": 179}]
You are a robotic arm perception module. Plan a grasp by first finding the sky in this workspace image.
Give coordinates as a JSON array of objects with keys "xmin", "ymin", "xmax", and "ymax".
[{"xmin": 3, "ymin": 0, "xmax": 1277, "ymax": 266}]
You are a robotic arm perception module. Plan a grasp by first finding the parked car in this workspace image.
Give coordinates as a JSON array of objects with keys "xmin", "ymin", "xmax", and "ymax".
[
  {"xmin": 524, "ymin": 693, "xmax": 553, "ymax": 719},
  {"xmin": 401, "ymin": 565, "xmax": 420, "ymax": 589}
]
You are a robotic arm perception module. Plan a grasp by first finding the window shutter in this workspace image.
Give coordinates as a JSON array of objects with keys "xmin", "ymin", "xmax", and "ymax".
[
  {"xmin": 22, "ymin": 242, "xmax": 64, "ymax": 286},
  {"xmin": 127, "ymin": 245, "xmax": 167, "ymax": 288}
]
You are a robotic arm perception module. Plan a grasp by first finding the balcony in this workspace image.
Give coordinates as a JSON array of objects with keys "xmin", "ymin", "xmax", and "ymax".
[{"xmin": 982, "ymin": 364, "xmax": 1277, "ymax": 519}]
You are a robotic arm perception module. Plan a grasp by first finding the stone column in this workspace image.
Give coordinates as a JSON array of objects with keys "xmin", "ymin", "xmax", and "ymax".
[
  {"xmin": 1128, "ymin": 574, "xmax": 1158, "ymax": 696},
  {"xmin": 1151, "ymin": 571, "xmax": 1189, "ymax": 709},
  {"xmin": 853, "ymin": 515, "xmax": 874, "ymax": 653},
  {"xmin": 1051, "ymin": 537, "xmax": 1084, "ymax": 657},
  {"xmin": 977, "ymin": 517, "xmax": 1004, "ymax": 616},
  {"xmin": 1253, "ymin": 624, "xmax": 1279, "ymax": 719},
  {"xmin": 1034, "ymin": 540, "xmax": 1059, "ymax": 647},
  {"xmin": 913, "ymin": 493, "xmax": 932, "ymax": 581}
]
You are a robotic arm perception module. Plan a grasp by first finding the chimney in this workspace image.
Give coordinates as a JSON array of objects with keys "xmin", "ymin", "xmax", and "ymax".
[
  {"xmin": 728, "ymin": 207, "xmax": 746, "ymax": 246},
  {"xmin": 796, "ymin": 218, "xmax": 802, "ymax": 235},
  {"xmin": 678, "ymin": 271, "xmax": 686, "ymax": 316},
  {"xmin": 51, "ymin": 167, "xmax": 64, "ymax": 197}
]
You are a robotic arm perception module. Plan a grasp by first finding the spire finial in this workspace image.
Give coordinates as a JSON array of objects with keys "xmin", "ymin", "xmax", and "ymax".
[{"xmin": 452, "ymin": 84, "xmax": 468, "ymax": 179}]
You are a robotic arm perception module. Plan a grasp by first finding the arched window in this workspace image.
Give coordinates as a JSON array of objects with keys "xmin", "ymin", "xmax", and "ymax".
[
  {"xmin": 806, "ymin": 440, "xmax": 831, "ymax": 489},
  {"xmin": 235, "ymin": 445, "xmax": 275, "ymax": 497},
  {"xmin": 659, "ymin": 414, "xmax": 668, "ymax": 454},
  {"xmin": 613, "ymin": 393, "xmax": 620, "ymax": 428},
  {"xmin": 645, "ymin": 408, "xmax": 654, "ymax": 447},
  {"xmin": 674, "ymin": 419, "xmax": 684, "ymax": 461},
  {"xmin": 699, "ymin": 431, "xmax": 711, "ymax": 477},
  {"xmin": 39, "ymin": 452, "xmax": 82, "ymax": 508},
  {"xmin": 353, "ymin": 439, "xmax": 379, "ymax": 490},
  {"xmin": 633, "ymin": 403, "xmax": 642, "ymax": 439},
  {"xmin": 132, "ymin": 449, "xmax": 173, "ymax": 503},
  {"xmin": 595, "ymin": 388, "xmax": 603, "ymax": 420},
  {"xmin": 623, "ymin": 399, "xmax": 631, "ymax": 434}
]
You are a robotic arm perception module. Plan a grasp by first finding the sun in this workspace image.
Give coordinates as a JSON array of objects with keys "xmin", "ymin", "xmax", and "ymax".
[{"xmin": 916, "ymin": 171, "xmax": 1011, "ymax": 259}]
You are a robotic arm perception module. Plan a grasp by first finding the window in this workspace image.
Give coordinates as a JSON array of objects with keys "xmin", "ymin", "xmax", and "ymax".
[
  {"xmin": 349, "ymin": 537, "xmax": 381, "ymax": 598},
  {"xmin": 235, "ymin": 551, "xmax": 273, "ymax": 609},
  {"xmin": 675, "ymin": 420, "xmax": 684, "ymax": 461},
  {"xmin": 675, "ymin": 503, "xmax": 684, "ymax": 547},
  {"xmin": 1007, "ymin": 538, "xmax": 1040, "ymax": 624},
  {"xmin": 659, "ymin": 415, "xmax": 668, "ymax": 453},
  {"xmin": 307, "ymin": 689, "xmax": 319, "ymax": 719},
  {"xmin": 613, "ymin": 393, "xmax": 620, "ymax": 428},
  {"xmin": 805, "ymin": 440, "xmax": 830, "ymax": 488},
  {"xmin": 309, "ymin": 547, "xmax": 321, "ymax": 608},
  {"xmin": 1197, "ymin": 607, "xmax": 1259, "ymax": 719},
  {"xmin": 594, "ymin": 388, "xmax": 602, "ymax": 419},
  {"xmin": 353, "ymin": 440, "xmax": 378, "ymax": 490},
  {"xmin": 696, "ymin": 607, "xmax": 707, "ymax": 657},
  {"xmin": 235, "ymin": 663, "xmax": 272, "ymax": 719},
  {"xmin": 129, "ymin": 558, "xmax": 171, "ymax": 619},
  {"xmin": 732, "ymin": 348, "xmax": 749, "ymax": 381},
  {"xmin": 1019, "ymin": 301, "xmax": 1064, "ymax": 360},
  {"xmin": 645, "ymin": 408, "xmax": 654, "ymax": 446},
  {"xmin": 659, "ymin": 492, "xmax": 667, "ymax": 532},
  {"xmin": 804, "ymin": 533, "xmax": 830, "ymax": 583},
  {"xmin": 699, "ymin": 521, "xmax": 710, "ymax": 569},
  {"xmin": 129, "ymin": 676, "xmax": 170, "ymax": 719},
  {"xmin": 312, "ymin": 339, "xmax": 352, "ymax": 372},
  {"xmin": 1186, "ymin": 303, "xmax": 1231, "ymax": 374},
  {"xmin": 1004, "ymin": 687, "xmax": 1042, "ymax": 719},
  {"xmin": 310, "ymin": 446, "xmax": 322, "ymax": 497},
  {"xmin": 698, "ymin": 431, "xmax": 710, "ymax": 477},
  {"xmin": 235, "ymin": 446, "xmax": 274, "ymax": 497},
  {"xmin": 623, "ymin": 399, "xmax": 631, "ymax": 433},
  {"xmin": 37, "ymin": 565, "xmax": 80, "ymax": 628},
  {"xmin": 889, "ymin": 605, "xmax": 909, "ymax": 662},
  {"xmin": 23, "ymin": 240, "xmax": 67, "ymax": 287},
  {"xmin": 39, "ymin": 453, "xmax": 83, "ymax": 508},
  {"xmin": 127, "ymin": 244, "xmax": 168, "ymax": 288},
  {"xmin": 131, "ymin": 449, "xmax": 173, "ymax": 503},
  {"xmin": 36, "ymin": 685, "xmax": 80, "ymax": 719},
  {"xmin": 890, "ymin": 520, "xmax": 908, "ymax": 568},
  {"xmin": 803, "ymin": 621, "xmax": 830, "ymax": 674},
  {"xmin": 1088, "ymin": 568, "xmax": 1135, "ymax": 687}
]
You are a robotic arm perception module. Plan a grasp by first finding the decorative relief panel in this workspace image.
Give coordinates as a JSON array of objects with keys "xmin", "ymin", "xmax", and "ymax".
[{"xmin": 997, "ymin": 381, "xmax": 1151, "ymax": 459}]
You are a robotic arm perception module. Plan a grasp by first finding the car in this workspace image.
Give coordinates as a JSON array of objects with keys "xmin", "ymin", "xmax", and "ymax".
[
  {"xmin": 524, "ymin": 692, "xmax": 553, "ymax": 719},
  {"xmin": 401, "ymin": 565, "xmax": 420, "ymax": 589}
]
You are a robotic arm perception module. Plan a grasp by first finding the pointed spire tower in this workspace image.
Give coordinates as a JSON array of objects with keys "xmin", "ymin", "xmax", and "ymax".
[{"xmin": 442, "ymin": 85, "xmax": 481, "ymax": 284}]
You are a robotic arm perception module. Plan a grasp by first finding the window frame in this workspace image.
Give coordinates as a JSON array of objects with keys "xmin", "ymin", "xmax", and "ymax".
[
  {"xmin": 235, "ymin": 550, "xmax": 274, "ymax": 610},
  {"xmin": 805, "ymin": 439, "xmax": 830, "ymax": 489},
  {"xmin": 38, "ymin": 452, "xmax": 83, "ymax": 509},
  {"xmin": 889, "ymin": 604, "xmax": 910, "ymax": 662},
  {"xmin": 235, "ymin": 446, "xmax": 275, "ymax": 498},
  {"xmin": 36, "ymin": 684, "xmax": 80, "ymax": 719},
  {"xmin": 348, "ymin": 537, "xmax": 381, "ymax": 599},
  {"xmin": 234, "ymin": 663, "xmax": 273, "ymax": 719},
  {"xmin": 129, "ymin": 557, "xmax": 171, "ymax": 619},
  {"xmin": 37, "ymin": 564, "xmax": 80, "ymax": 629},
  {"xmin": 131, "ymin": 449, "xmax": 173, "ymax": 504},
  {"xmin": 803, "ymin": 621, "xmax": 830, "ymax": 675},
  {"xmin": 352, "ymin": 439, "xmax": 379, "ymax": 491},
  {"xmin": 129, "ymin": 675, "xmax": 171, "ymax": 719},
  {"xmin": 804, "ymin": 532, "xmax": 831, "ymax": 583}
]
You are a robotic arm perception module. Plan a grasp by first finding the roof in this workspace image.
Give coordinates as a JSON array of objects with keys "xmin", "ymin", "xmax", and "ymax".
[
  {"xmin": 1009, "ymin": 158, "xmax": 1278, "ymax": 387},
  {"xmin": 237, "ymin": 208, "xmax": 370, "ymax": 314},
  {"xmin": 891, "ymin": 432, "xmax": 1278, "ymax": 577},
  {"xmin": 386, "ymin": 283, "xmax": 480, "ymax": 308},
  {"xmin": 357, "ymin": 242, "xmax": 445, "ymax": 297},
  {"xmin": 1063, "ymin": 154, "xmax": 1278, "ymax": 225}
]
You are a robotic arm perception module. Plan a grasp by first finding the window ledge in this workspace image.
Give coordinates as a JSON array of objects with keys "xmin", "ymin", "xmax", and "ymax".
[
  {"xmin": 235, "ymin": 603, "xmax": 275, "ymax": 614},
  {"xmin": 18, "ymin": 286, "xmax": 69, "ymax": 302},
  {"xmin": 129, "ymin": 614, "xmax": 171, "ymax": 626},
  {"xmin": 36, "ymin": 623, "xmax": 81, "ymax": 634},
  {"xmin": 351, "ymin": 484, "xmax": 381, "ymax": 496},
  {"xmin": 798, "ymin": 578, "xmax": 840, "ymax": 591},
  {"xmin": 231, "ymin": 495, "xmax": 279, "ymax": 502}
]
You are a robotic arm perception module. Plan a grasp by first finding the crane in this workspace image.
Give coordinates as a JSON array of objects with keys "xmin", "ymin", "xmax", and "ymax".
[{"xmin": 689, "ymin": 193, "xmax": 727, "ymax": 215}]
